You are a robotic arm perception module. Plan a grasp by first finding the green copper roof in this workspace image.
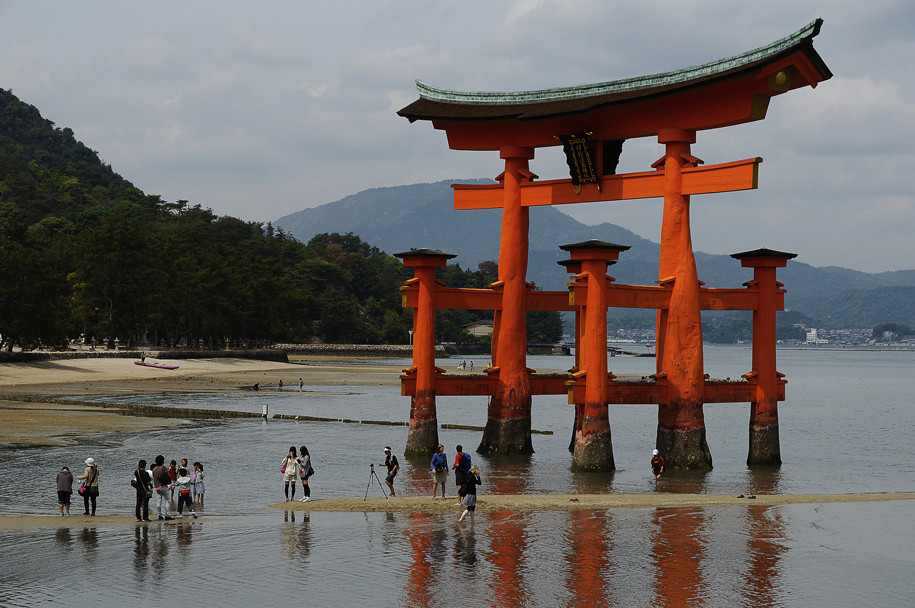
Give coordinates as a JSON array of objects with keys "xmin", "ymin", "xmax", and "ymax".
[{"xmin": 416, "ymin": 20, "xmax": 825, "ymax": 105}]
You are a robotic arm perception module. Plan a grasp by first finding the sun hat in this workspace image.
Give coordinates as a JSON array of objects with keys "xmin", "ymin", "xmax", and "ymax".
[
  {"xmin": 85, "ymin": 457, "xmax": 96, "ymax": 466},
  {"xmin": 652, "ymin": 449, "xmax": 659, "ymax": 456}
]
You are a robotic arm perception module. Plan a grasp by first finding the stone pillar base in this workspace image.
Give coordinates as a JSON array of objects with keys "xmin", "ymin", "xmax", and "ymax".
[
  {"xmin": 571, "ymin": 430, "xmax": 615, "ymax": 472},
  {"xmin": 656, "ymin": 425, "xmax": 713, "ymax": 470},
  {"xmin": 478, "ymin": 417, "xmax": 534, "ymax": 455},
  {"xmin": 405, "ymin": 417, "xmax": 439, "ymax": 457},
  {"xmin": 748, "ymin": 423, "xmax": 781, "ymax": 466}
]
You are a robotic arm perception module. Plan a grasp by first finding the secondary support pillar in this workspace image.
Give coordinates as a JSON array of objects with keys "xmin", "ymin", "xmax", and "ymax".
[
  {"xmin": 655, "ymin": 128, "xmax": 712, "ymax": 469},
  {"xmin": 479, "ymin": 146, "xmax": 535, "ymax": 455},
  {"xmin": 396, "ymin": 248, "xmax": 455, "ymax": 456},
  {"xmin": 562, "ymin": 240, "xmax": 629, "ymax": 471},
  {"xmin": 732, "ymin": 249, "xmax": 796, "ymax": 466}
]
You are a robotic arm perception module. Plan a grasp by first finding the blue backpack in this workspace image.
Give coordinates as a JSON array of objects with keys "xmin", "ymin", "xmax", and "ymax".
[{"xmin": 461, "ymin": 452, "xmax": 471, "ymax": 473}]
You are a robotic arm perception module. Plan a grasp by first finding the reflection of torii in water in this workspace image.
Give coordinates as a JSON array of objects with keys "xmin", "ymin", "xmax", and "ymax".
[{"xmin": 397, "ymin": 21, "xmax": 832, "ymax": 470}]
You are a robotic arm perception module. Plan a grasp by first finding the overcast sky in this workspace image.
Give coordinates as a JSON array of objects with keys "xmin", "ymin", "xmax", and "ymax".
[{"xmin": 1, "ymin": 1, "xmax": 912, "ymax": 273}]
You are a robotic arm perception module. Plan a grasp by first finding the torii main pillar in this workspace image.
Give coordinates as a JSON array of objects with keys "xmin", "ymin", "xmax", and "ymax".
[
  {"xmin": 479, "ymin": 147, "xmax": 535, "ymax": 454},
  {"xmin": 655, "ymin": 128, "xmax": 711, "ymax": 469}
]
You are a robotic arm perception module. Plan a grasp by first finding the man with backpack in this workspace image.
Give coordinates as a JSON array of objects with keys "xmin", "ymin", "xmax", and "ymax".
[
  {"xmin": 151, "ymin": 454, "xmax": 173, "ymax": 520},
  {"xmin": 452, "ymin": 445, "xmax": 471, "ymax": 505}
]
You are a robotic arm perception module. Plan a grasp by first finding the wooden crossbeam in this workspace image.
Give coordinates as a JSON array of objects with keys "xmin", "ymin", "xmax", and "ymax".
[
  {"xmin": 401, "ymin": 283, "xmax": 779, "ymax": 312},
  {"xmin": 453, "ymin": 157, "xmax": 761, "ymax": 210}
]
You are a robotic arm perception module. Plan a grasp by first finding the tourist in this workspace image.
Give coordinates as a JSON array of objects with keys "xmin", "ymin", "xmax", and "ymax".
[
  {"xmin": 380, "ymin": 446, "xmax": 399, "ymax": 497},
  {"xmin": 458, "ymin": 464, "xmax": 482, "ymax": 522},
  {"xmin": 76, "ymin": 457, "xmax": 99, "ymax": 516},
  {"xmin": 134, "ymin": 459, "xmax": 152, "ymax": 522},
  {"xmin": 56, "ymin": 466, "xmax": 73, "ymax": 516},
  {"xmin": 174, "ymin": 467, "xmax": 198, "ymax": 518},
  {"xmin": 430, "ymin": 444, "xmax": 448, "ymax": 499},
  {"xmin": 278, "ymin": 379, "xmax": 283, "ymax": 390},
  {"xmin": 299, "ymin": 377, "xmax": 304, "ymax": 392},
  {"xmin": 151, "ymin": 455, "xmax": 173, "ymax": 520},
  {"xmin": 282, "ymin": 446, "xmax": 299, "ymax": 501},
  {"xmin": 168, "ymin": 460, "xmax": 178, "ymax": 499},
  {"xmin": 452, "ymin": 445, "xmax": 471, "ymax": 505},
  {"xmin": 192, "ymin": 462, "xmax": 205, "ymax": 507},
  {"xmin": 297, "ymin": 445, "xmax": 313, "ymax": 502},
  {"xmin": 651, "ymin": 449, "xmax": 665, "ymax": 481}
]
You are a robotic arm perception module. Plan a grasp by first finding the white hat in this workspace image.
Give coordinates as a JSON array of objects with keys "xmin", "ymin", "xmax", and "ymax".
[
  {"xmin": 383, "ymin": 446, "xmax": 391, "ymax": 452},
  {"xmin": 652, "ymin": 449, "xmax": 659, "ymax": 456},
  {"xmin": 85, "ymin": 457, "xmax": 96, "ymax": 466}
]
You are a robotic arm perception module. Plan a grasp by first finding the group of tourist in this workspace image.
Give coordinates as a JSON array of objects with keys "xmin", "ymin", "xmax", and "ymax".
[
  {"xmin": 55, "ymin": 458, "xmax": 99, "ymax": 517},
  {"xmin": 429, "ymin": 444, "xmax": 482, "ymax": 522},
  {"xmin": 280, "ymin": 445, "xmax": 314, "ymax": 502},
  {"xmin": 55, "ymin": 455, "xmax": 205, "ymax": 522}
]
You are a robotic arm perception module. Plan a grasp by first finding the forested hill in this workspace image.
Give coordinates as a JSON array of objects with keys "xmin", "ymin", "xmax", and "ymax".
[
  {"xmin": 0, "ymin": 88, "xmax": 137, "ymax": 224},
  {"xmin": 0, "ymin": 88, "xmax": 420, "ymax": 350}
]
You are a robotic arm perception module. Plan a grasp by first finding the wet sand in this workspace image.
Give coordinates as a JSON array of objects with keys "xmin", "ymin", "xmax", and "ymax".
[
  {"xmin": 1, "ymin": 492, "xmax": 911, "ymax": 530},
  {"xmin": 0, "ymin": 356, "xmax": 407, "ymax": 446},
  {"xmin": 271, "ymin": 492, "xmax": 915, "ymax": 513}
]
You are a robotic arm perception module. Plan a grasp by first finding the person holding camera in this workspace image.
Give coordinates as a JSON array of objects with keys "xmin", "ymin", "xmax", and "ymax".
[
  {"xmin": 430, "ymin": 444, "xmax": 448, "ymax": 499},
  {"xmin": 380, "ymin": 446, "xmax": 399, "ymax": 497}
]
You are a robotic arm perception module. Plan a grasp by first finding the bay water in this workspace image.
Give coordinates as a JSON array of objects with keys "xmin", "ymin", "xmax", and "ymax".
[{"xmin": 1, "ymin": 346, "xmax": 913, "ymax": 606}]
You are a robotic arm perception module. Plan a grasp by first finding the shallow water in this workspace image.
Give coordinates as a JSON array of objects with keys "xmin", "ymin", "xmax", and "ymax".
[{"xmin": 1, "ymin": 346, "xmax": 914, "ymax": 605}]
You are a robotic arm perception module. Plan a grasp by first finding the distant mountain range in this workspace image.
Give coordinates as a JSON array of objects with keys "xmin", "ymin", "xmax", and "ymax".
[{"xmin": 276, "ymin": 180, "xmax": 915, "ymax": 328}]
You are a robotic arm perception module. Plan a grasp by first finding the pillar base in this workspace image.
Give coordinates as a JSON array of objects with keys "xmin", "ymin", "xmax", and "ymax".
[
  {"xmin": 748, "ymin": 423, "xmax": 781, "ymax": 466},
  {"xmin": 656, "ymin": 425, "xmax": 713, "ymax": 470},
  {"xmin": 478, "ymin": 417, "xmax": 533, "ymax": 455},
  {"xmin": 571, "ymin": 430, "xmax": 615, "ymax": 472},
  {"xmin": 405, "ymin": 417, "xmax": 439, "ymax": 457}
]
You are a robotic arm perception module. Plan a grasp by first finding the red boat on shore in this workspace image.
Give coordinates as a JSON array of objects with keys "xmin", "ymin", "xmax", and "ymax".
[{"xmin": 134, "ymin": 360, "xmax": 180, "ymax": 370}]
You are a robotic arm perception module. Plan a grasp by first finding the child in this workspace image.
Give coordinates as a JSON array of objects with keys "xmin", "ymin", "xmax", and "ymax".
[
  {"xmin": 192, "ymin": 462, "xmax": 205, "ymax": 507},
  {"xmin": 173, "ymin": 468, "xmax": 198, "ymax": 518},
  {"xmin": 168, "ymin": 460, "xmax": 178, "ymax": 499},
  {"xmin": 458, "ymin": 465, "xmax": 482, "ymax": 523}
]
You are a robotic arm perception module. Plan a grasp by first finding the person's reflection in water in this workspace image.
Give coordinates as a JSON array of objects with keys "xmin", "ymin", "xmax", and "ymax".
[
  {"xmin": 54, "ymin": 527, "xmax": 73, "ymax": 552},
  {"xmin": 649, "ymin": 508, "xmax": 708, "ymax": 606},
  {"xmin": 150, "ymin": 524, "xmax": 170, "ymax": 582},
  {"xmin": 565, "ymin": 510, "xmax": 613, "ymax": 607},
  {"xmin": 454, "ymin": 525, "xmax": 477, "ymax": 568},
  {"xmin": 133, "ymin": 524, "xmax": 150, "ymax": 582},
  {"xmin": 282, "ymin": 510, "xmax": 297, "ymax": 560},
  {"xmin": 175, "ymin": 521, "xmax": 195, "ymax": 556},
  {"xmin": 76, "ymin": 527, "xmax": 99, "ymax": 562},
  {"xmin": 296, "ymin": 511, "xmax": 311, "ymax": 561}
]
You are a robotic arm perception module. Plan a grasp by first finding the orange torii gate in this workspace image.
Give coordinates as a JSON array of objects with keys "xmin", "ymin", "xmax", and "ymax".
[{"xmin": 396, "ymin": 20, "xmax": 831, "ymax": 469}]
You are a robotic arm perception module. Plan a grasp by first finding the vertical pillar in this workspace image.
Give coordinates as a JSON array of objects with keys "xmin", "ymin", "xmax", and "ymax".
[
  {"xmin": 655, "ymin": 128, "xmax": 712, "ymax": 469},
  {"xmin": 562, "ymin": 241, "xmax": 628, "ymax": 471},
  {"xmin": 396, "ymin": 249, "xmax": 456, "ymax": 456},
  {"xmin": 732, "ymin": 249, "xmax": 796, "ymax": 466},
  {"xmin": 479, "ymin": 146, "xmax": 535, "ymax": 454}
]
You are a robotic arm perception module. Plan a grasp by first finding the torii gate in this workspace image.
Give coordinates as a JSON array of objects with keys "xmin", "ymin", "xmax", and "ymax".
[{"xmin": 396, "ymin": 20, "xmax": 831, "ymax": 469}]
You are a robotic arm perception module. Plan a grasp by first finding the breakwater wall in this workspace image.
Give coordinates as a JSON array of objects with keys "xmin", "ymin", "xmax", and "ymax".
[
  {"xmin": 0, "ymin": 348, "xmax": 288, "ymax": 364},
  {"xmin": 279, "ymin": 344, "xmax": 445, "ymax": 357}
]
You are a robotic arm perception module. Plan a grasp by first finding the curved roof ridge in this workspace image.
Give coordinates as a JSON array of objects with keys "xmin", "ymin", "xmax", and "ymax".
[{"xmin": 416, "ymin": 19, "xmax": 823, "ymax": 105}]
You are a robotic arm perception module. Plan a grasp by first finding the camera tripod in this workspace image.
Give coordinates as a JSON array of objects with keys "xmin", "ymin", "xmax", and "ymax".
[{"xmin": 364, "ymin": 463, "xmax": 389, "ymax": 500}]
